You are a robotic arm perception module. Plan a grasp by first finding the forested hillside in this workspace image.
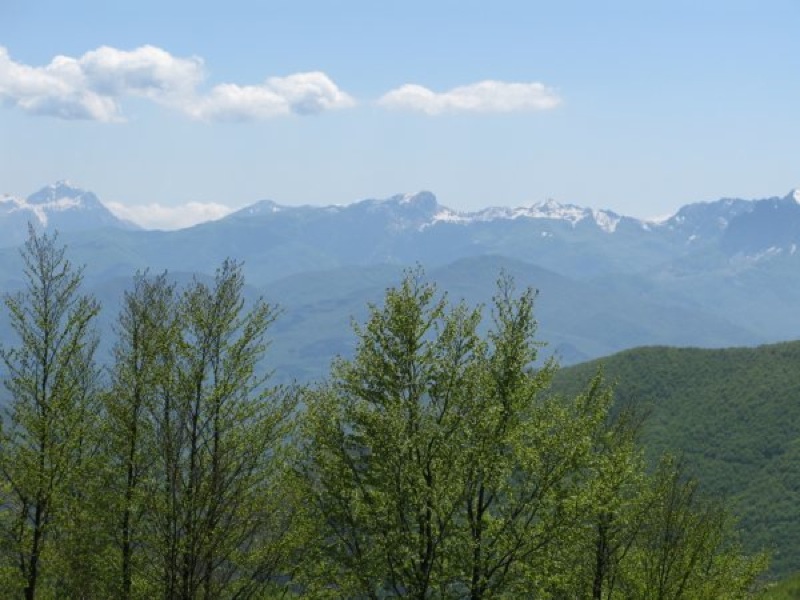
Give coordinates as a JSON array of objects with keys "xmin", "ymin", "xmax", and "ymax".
[{"xmin": 554, "ymin": 343, "xmax": 800, "ymax": 578}]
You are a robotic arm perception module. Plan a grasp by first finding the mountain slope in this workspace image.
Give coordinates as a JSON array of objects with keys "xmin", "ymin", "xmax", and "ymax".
[
  {"xmin": 722, "ymin": 190, "xmax": 800, "ymax": 256},
  {"xmin": 553, "ymin": 341, "xmax": 800, "ymax": 578},
  {"xmin": 259, "ymin": 255, "xmax": 758, "ymax": 381}
]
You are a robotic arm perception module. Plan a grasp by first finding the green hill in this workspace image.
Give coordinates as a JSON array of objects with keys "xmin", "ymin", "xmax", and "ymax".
[{"xmin": 553, "ymin": 341, "xmax": 800, "ymax": 578}]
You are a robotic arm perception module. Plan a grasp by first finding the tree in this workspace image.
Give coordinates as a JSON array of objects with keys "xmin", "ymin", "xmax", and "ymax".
[
  {"xmin": 299, "ymin": 270, "xmax": 480, "ymax": 598},
  {"xmin": 560, "ymin": 405, "xmax": 653, "ymax": 600},
  {"xmin": 0, "ymin": 228, "xmax": 101, "ymax": 599},
  {"xmin": 625, "ymin": 455, "xmax": 767, "ymax": 599},
  {"xmin": 558, "ymin": 413, "xmax": 767, "ymax": 599},
  {"xmin": 455, "ymin": 277, "xmax": 611, "ymax": 599},
  {"xmin": 299, "ymin": 270, "xmax": 612, "ymax": 597},
  {"xmin": 103, "ymin": 271, "xmax": 180, "ymax": 599},
  {"xmin": 141, "ymin": 260, "xmax": 297, "ymax": 599},
  {"xmin": 588, "ymin": 410, "xmax": 648, "ymax": 600}
]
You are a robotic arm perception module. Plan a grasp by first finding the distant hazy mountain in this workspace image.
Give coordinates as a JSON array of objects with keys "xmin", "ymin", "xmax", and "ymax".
[
  {"xmin": 721, "ymin": 189, "xmax": 800, "ymax": 256},
  {"xmin": 0, "ymin": 181, "xmax": 138, "ymax": 247},
  {"xmin": 213, "ymin": 188, "xmax": 800, "ymax": 278},
  {"xmin": 1, "ymin": 182, "xmax": 800, "ymax": 376}
]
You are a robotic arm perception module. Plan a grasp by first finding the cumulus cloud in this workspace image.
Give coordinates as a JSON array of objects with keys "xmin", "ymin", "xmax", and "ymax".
[
  {"xmin": 106, "ymin": 201, "xmax": 234, "ymax": 230},
  {"xmin": 186, "ymin": 72, "xmax": 355, "ymax": 121},
  {"xmin": 0, "ymin": 45, "xmax": 352, "ymax": 122},
  {"xmin": 0, "ymin": 46, "xmax": 120, "ymax": 121},
  {"xmin": 378, "ymin": 80, "xmax": 561, "ymax": 115},
  {"xmin": 78, "ymin": 45, "xmax": 203, "ymax": 100}
]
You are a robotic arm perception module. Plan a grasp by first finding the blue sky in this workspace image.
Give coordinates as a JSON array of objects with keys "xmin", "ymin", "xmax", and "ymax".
[{"xmin": 1, "ymin": 0, "xmax": 798, "ymax": 228}]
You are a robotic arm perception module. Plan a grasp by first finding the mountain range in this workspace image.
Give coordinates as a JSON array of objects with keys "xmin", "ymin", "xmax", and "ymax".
[{"xmin": 1, "ymin": 181, "xmax": 800, "ymax": 379}]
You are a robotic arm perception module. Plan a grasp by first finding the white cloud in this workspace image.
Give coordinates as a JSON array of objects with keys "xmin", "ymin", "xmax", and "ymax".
[
  {"xmin": 78, "ymin": 45, "xmax": 204, "ymax": 100},
  {"xmin": 106, "ymin": 201, "xmax": 234, "ymax": 230},
  {"xmin": 186, "ymin": 72, "xmax": 355, "ymax": 121},
  {"xmin": 378, "ymin": 80, "xmax": 561, "ymax": 115},
  {"xmin": 0, "ymin": 45, "xmax": 352, "ymax": 122},
  {"xmin": 267, "ymin": 72, "xmax": 356, "ymax": 115},
  {"xmin": 0, "ymin": 45, "xmax": 557, "ymax": 122},
  {"xmin": 0, "ymin": 47, "xmax": 120, "ymax": 121}
]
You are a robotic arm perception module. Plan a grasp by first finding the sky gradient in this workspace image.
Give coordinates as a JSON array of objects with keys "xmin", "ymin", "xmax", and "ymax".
[{"xmin": 1, "ymin": 0, "xmax": 798, "ymax": 228}]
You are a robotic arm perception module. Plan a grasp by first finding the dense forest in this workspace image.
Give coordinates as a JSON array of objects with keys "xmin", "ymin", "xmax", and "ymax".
[
  {"xmin": 554, "ymin": 342, "xmax": 800, "ymax": 579},
  {"xmin": 0, "ymin": 230, "xmax": 773, "ymax": 598}
]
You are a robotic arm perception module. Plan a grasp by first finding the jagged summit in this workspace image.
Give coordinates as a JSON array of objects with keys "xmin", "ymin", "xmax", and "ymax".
[
  {"xmin": 25, "ymin": 181, "xmax": 107, "ymax": 214},
  {"xmin": 7, "ymin": 182, "xmax": 800, "ymax": 259},
  {"xmin": 28, "ymin": 180, "xmax": 93, "ymax": 202},
  {"xmin": 0, "ymin": 182, "xmax": 139, "ymax": 245},
  {"xmin": 226, "ymin": 191, "xmax": 628, "ymax": 233}
]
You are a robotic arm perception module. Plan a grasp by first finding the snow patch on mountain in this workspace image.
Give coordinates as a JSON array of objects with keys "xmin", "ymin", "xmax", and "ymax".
[
  {"xmin": 730, "ymin": 245, "xmax": 786, "ymax": 266},
  {"xmin": 236, "ymin": 199, "xmax": 284, "ymax": 217},
  {"xmin": 591, "ymin": 209, "xmax": 621, "ymax": 233},
  {"xmin": 0, "ymin": 190, "xmax": 84, "ymax": 227},
  {"xmin": 430, "ymin": 198, "xmax": 623, "ymax": 232}
]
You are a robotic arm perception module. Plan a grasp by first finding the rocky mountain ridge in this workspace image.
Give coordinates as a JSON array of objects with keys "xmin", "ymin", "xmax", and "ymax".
[
  {"xmin": 1, "ymin": 181, "xmax": 800, "ymax": 377},
  {"xmin": 6, "ymin": 182, "xmax": 800, "ymax": 253}
]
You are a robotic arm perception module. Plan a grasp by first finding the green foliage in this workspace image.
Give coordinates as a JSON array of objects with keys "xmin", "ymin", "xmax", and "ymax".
[
  {"xmin": 0, "ymin": 228, "xmax": 102, "ymax": 598},
  {"xmin": 0, "ymin": 232, "xmax": 300, "ymax": 599},
  {"xmin": 554, "ymin": 343, "xmax": 800, "ymax": 578},
  {"xmin": 624, "ymin": 456, "xmax": 767, "ymax": 599},
  {"xmin": 297, "ymin": 268, "xmax": 764, "ymax": 598},
  {"xmin": 101, "ymin": 261, "xmax": 299, "ymax": 599},
  {"xmin": 103, "ymin": 271, "xmax": 178, "ymax": 597}
]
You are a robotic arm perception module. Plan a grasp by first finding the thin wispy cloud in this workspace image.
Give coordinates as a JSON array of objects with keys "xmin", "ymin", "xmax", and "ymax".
[
  {"xmin": 106, "ymin": 200, "xmax": 233, "ymax": 230},
  {"xmin": 378, "ymin": 80, "xmax": 561, "ymax": 115},
  {"xmin": 0, "ymin": 45, "xmax": 353, "ymax": 122}
]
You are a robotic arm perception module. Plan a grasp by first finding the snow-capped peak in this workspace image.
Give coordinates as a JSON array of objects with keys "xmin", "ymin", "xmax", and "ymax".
[
  {"xmin": 28, "ymin": 180, "xmax": 87, "ymax": 204},
  {"xmin": 786, "ymin": 189, "xmax": 800, "ymax": 204},
  {"xmin": 0, "ymin": 182, "xmax": 135, "ymax": 230},
  {"xmin": 16, "ymin": 182, "xmax": 98, "ymax": 226}
]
